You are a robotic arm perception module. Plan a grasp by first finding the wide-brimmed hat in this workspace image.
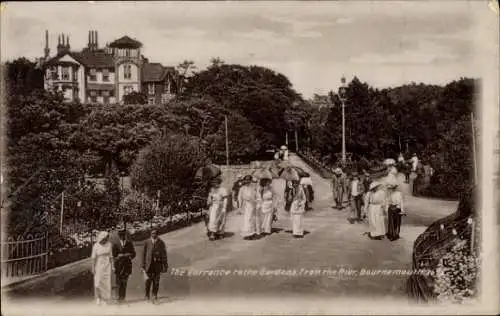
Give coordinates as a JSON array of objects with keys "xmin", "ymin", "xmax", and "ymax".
[
  {"xmin": 369, "ymin": 181, "xmax": 383, "ymax": 190},
  {"xmin": 97, "ymin": 231, "xmax": 109, "ymax": 243},
  {"xmin": 243, "ymin": 175, "xmax": 253, "ymax": 182}
]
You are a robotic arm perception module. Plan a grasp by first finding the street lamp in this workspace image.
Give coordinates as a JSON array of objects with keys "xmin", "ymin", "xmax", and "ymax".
[{"xmin": 338, "ymin": 76, "xmax": 348, "ymax": 165}]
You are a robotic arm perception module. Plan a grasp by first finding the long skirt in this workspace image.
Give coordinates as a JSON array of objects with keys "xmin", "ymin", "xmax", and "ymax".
[
  {"xmin": 261, "ymin": 211, "xmax": 273, "ymax": 234},
  {"xmin": 367, "ymin": 204, "xmax": 385, "ymax": 237},
  {"xmin": 208, "ymin": 204, "xmax": 223, "ymax": 233},
  {"xmin": 94, "ymin": 258, "xmax": 112, "ymax": 301},
  {"xmin": 291, "ymin": 213, "xmax": 304, "ymax": 236},
  {"xmin": 386, "ymin": 206, "xmax": 402, "ymax": 240},
  {"xmin": 254, "ymin": 208, "xmax": 262, "ymax": 235},
  {"xmin": 241, "ymin": 202, "xmax": 256, "ymax": 237}
]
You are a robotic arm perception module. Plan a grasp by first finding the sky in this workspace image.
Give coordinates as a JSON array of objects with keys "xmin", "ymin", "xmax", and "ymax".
[{"xmin": 1, "ymin": 1, "xmax": 486, "ymax": 98}]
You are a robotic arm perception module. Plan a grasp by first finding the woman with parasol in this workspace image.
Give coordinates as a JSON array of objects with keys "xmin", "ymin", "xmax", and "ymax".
[
  {"xmin": 206, "ymin": 177, "xmax": 229, "ymax": 241},
  {"xmin": 386, "ymin": 181, "xmax": 405, "ymax": 241}
]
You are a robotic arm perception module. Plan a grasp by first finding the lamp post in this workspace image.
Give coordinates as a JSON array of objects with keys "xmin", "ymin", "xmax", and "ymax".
[{"xmin": 338, "ymin": 76, "xmax": 347, "ymax": 165}]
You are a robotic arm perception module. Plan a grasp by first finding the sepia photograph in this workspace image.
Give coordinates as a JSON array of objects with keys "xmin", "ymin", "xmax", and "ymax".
[{"xmin": 1, "ymin": 1, "xmax": 499, "ymax": 315}]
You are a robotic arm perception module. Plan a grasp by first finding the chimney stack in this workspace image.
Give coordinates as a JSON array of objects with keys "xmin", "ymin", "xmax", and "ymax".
[
  {"xmin": 94, "ymin": 30, "xmax": 98, "ymax": 49},
  {"xmin": 44, "ymin": 30, "xmax": 50, "ymax": 58},
  {"xmin": 88, "ymin": 30, "xmax": 91, "ymax": 48},
  {"xmin": 66, "ymin": 34, "xmax": 70, "ymax": 50}
]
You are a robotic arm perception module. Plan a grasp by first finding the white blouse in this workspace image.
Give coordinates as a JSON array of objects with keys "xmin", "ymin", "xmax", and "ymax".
[{"xmin": 388, "ymin": 191, "xmax": 404, "ymax": 213}]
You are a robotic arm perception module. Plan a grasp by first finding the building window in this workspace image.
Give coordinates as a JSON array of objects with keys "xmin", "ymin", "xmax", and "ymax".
[
  {"xmin": 148, "ymin": 83, "xmax": 155, "ymax": 95},
  {"xmin": 103, "ymin": 96, "xmax": 110, "ymax": 104},
  {"xmin": 148, "ymin": 97, "xmax": 155, "ymax": 105},
  {"xmin": 50, "ymin": 67, "xmax": 58, "ymax": 80},
  {"xmin": 62, "ymin": 67, "xmax": 70, "ymax": 80},
  {"xmin": 125, "ymin": 49, "xmax": 130, "ymax": 57},
  {"xmin": 161, "ymin": 93, "xmax": 171, "ymax": 104},
  {"xmin": 103, "ymin": 69, "xmax": 109, "ymax": 82},
  {"xmin": 124, "ymin": 85, "xmax": 133, "ymax": 95},
  {"xmin": 124, "ymin": 64, "xmax": 132, "ymax": 79},
  {"xmin": 89, "ymin": 68, "xmax": 97, "ymax": 81}
]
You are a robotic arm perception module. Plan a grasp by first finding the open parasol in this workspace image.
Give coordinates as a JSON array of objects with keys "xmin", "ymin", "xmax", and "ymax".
[
  {"xmin": 279, "ymin": 167, "xmax": 300, "ymax": 181},
  {"xmin": 383, "ymin": 158, "xmax": 396, "ymax": 166},
  {"xmin": 278, "ymin": 165, "xmax": 309, "ymax": 178},
  {"xmin": 252, "ymin": 168, "xmax": 273, "ymax": 180},
  {"xmin": 368, "ymin": 165, "xmax": 389, "ymax": 180},
  {"xmin": 195, "ymin": 164, "xmax": 222, "ymax": 181}
]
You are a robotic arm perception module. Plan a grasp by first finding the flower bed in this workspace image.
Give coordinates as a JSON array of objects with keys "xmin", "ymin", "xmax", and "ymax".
[{"xmin": 49, "ymin": 209, "xmax": 207, "ymax": 269}]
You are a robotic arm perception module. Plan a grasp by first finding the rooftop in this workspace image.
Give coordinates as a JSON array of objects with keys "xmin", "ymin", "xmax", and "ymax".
[{"xmin": 109, "ymin": 36, "xmax": 142, "ymax": 49}]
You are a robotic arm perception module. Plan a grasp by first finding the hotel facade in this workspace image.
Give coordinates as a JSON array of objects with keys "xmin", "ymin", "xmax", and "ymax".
[{"xmin": 40, "ymin": 30, "xmax": 178, "ymax": 104}]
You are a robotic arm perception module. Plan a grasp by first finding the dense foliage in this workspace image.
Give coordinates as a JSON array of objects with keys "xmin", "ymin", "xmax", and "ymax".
[
  {"xmin": 302, "ymin": 77, "xmax": 477, "ymax": 198},
  {"xmin": 130, "ymin": 134, "xmax": 209, "ymax": 206}
]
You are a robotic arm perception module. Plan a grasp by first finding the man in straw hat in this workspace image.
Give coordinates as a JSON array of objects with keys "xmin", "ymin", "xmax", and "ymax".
[
  {"xmin": 141, "ymin": 230, "xmax": 168, "ymax": 304},
  {"xmin": 112, "ymin": 227, "xmax": 136, "ymax": 304}
]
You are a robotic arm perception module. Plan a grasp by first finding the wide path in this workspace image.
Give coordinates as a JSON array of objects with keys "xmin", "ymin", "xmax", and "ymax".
[{"xmin": 3, "ymin": 154, "xmax": 459, "ymax": 312}]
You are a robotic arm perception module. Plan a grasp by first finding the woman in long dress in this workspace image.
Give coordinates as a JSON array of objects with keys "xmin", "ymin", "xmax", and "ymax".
[
  {"xmin": 257, "ymin": 178, "xmax": 275, "ymax": 235},
  {"xmin": 238, "ymin": 175, "xmax": 258, "ymax": 240},
  {"xmin": 363, "ymin": 181, "xmax": 388, "ymax": 240},
  {"xmin": 91, "ymin": 231, "xmax": 114, "ymax": 305},
  {"xmin": 289, "ymin": 180, "xmax": 307, "ymax": 238},
  {"xmin": 386, "ymin": 183, "xmax": 405, "ymax": 241},
  {"xmin": 207, "ymin": 177, "xmax": 229, "ymax": 241}
]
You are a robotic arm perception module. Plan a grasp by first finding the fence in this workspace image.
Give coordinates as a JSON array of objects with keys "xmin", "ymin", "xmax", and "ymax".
[{"xmin": 1, "ymin": 232, "xmax": 49, "ymax": 279}]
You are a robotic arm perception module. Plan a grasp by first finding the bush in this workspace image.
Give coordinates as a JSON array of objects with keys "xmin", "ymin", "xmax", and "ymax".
[
  {"xmin": 433, "ymin": 239, "xmax": 479, "ymax": 303},
  {"xmin": 130, "ymin": 133, "xmax": 210, "ymax": 207}
]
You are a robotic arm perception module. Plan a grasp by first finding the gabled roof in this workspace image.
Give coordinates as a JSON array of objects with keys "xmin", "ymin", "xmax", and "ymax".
[
  {"xmin": 142, "ymin": 63, "xmax": 177, "ymax": 82},
  {"xmin": 44, "ymin": 50, "xmax": 114, "ymax": 69},
  {"xmin": 109, "ymin": 36, "xmax": 142, "ymax": 49},
  {"xmin": 44, "ymin": 51, "xmax": 82, "ymax": 67},
  {"xmin": 74, "ymin": 50, "xmax": 114, "ymax": 68}
]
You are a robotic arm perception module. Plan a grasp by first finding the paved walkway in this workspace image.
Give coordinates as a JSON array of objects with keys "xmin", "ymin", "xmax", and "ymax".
[{"xmin": 3, "ymin": 154, "xmax": 459, "ymax": 313}]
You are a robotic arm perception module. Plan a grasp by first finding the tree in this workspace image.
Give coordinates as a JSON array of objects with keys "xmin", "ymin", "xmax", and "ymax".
[
  {"xmin": 130, "ymin": 134, "xmax": 209, "ymax": 207},
  {"xmin": 6, "ymin": 91, "xmax": 98, "ymax": 235},
  {"xmin": 182, "ymin": 63, "xmax": 302, "ymax": 146},
  {"xmin": 209, "ymin": 57, "xmax": 225, "ymax": 68},
  {"xmin": 123, "ymin": 91, "xmax": 147, "ymax": 105},
  {"xmin": 205, "ymin": 112, "xmax": 263, "ymax": 164},
  {"xmin": 69, "ymin": 104, "xmax": 167, "ymax": 174},
  {"xmin": 176, "ymin": 60, "xmax": 197, "ymax": 93},
  {"xmin": 4, "ymin": 57, "xmax": 44, "ymax": 96}
]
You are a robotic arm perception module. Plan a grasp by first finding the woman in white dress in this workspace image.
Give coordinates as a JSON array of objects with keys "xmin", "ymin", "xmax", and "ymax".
[
  {"xmin": 207, "ymin": 177, "xmax": 229, "ymax": 241},
  {"xmin": 363, "ymin": 181, "xmax": 388, "ymax": 240},
  {"xmin": 238, "ymin": 175, "xmax": 258, "ymax": 240},
  {"xmin": 91, "ymin": 231, "xmax": 114, "ymax": 305},
  {"xmin": 289, "ymin": 180, "xmax": 307, "ymax": 238},
  {"xmin": 257, "ymin": 178, "xmax": 275, "ymax": 235}
]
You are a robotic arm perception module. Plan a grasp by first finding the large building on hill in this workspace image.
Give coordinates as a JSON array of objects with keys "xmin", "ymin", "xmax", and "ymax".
[{"xmin": 39, "ymin": 30, "xmax": 177, "ymax": 104}]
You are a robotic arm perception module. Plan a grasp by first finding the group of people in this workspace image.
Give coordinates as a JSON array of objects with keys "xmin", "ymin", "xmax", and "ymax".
[
  {"xmin": 91, "ymin": 228, "xmax": 168, "ymax": 306},
  {"xmin": 205, "ymin": 171, "xmax": 312, "ymax": 241},
  {"xmin": 331, "ymin": 160, "xmax": 405, "ymax": 241}
]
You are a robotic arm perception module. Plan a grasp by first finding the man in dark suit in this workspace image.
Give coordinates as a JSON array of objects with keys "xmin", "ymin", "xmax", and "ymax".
[
  {"xmin": 141, "ymin": 230, "xmax": 168, "ymax": 304},
  {"xmin": 112, "ymin": 228, "xmax": 136, "ymax": 304}
]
